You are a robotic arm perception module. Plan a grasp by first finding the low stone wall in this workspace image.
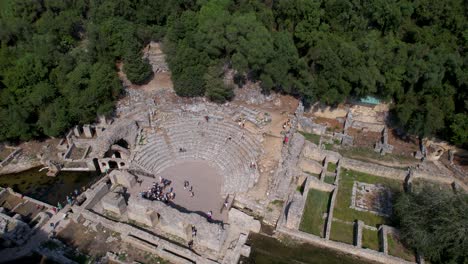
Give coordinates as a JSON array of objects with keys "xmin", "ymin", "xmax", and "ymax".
[
  {"xmin": 0, "ymin": 148, "xmax": 22, "ymax": 168},
  {"xmin": 277, "ymin": 226, "xmax": 415, "ymax": 264},
  {"xmin": 379, "ymin": 225, "xmax": 388, "ymax": 254},
  {"xmin": 341, "ymin": 158, "xmax": 407, "ymax": 180},
  {"xmin": 355, "ymin": 220, "xmax": 363, "ymax": 247},
  {"xmin": 80, "ymin": 209, "xmax": 217, "ymax": 264},
  {"xmin": 6, "ymin": 188, "xmax": 53, "ymax": 209},
  {"xmin": 284, "ymin": 192, "xmax": 305, "ymax": 229},
  {"xmin": 63, "ymin": 143, "xmax": 74, "ymax": 160},
  {"xmin": 299, "ymin": 159, "xmax": 322, "ymax": 175},
  {"xmin": 307, "ymin": 176, "xmax": 335, "ymax": 193},
  {"xmin": 324, "ymin": 186, "xmax": 338, "ymax": 240},
  {"xmin": 301, "ymin": 142, "xmax": 342, "ymax": 163}
]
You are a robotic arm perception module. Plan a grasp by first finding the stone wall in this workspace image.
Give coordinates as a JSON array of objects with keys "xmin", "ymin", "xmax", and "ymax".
[
  {"xmin": 95, "ymin": 119, "xmax": 139, "ymax": 158},
  {"xmin": 277, "ymin": 226, "xmax": 414, "ymax": 264},
  {"xmin": 297, "ymin": 116, "xmax": 326, "ymax": 135},
  {"xmin": 341, "ymin": 158, "xmax": 407, "ymax": 180},
  {"xmin": 301, "ymin": 142, "xmax": 342, "ymax": 163},
  {"xmin": 128, "ymin": 196, "xmax": 227, "ymax": 253},
  {"xmin": 270, "ymin": 132, "xmax": 305, "ymax": 200},
  {"xmin": 82, "ymin": 179, "xmax": 111, "ymax": 210},
  {"xmin": 284, "ymin": 192, "xmax": 305, "ymax": 229},
  {"xmin": 80, "ymin": 210, "xmax": 216, "ymax": 264},
  {"xmin": 299, "ymin": 159, "xmax": 323, "ymax": 175},
  {"xmin": 307, "ymin": 176, "xmax": 335, "ymax": 193}
]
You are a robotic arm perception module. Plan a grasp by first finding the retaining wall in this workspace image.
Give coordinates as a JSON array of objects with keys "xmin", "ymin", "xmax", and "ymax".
[{"xmin": 277, "ymin": 226, "xmax": 415, "ymax": 264}]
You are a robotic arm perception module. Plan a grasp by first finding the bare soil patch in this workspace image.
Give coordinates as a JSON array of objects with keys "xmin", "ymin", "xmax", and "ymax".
[{"xmin": 58, "ymin": 219, "xmax": 171, "ymax": 263}]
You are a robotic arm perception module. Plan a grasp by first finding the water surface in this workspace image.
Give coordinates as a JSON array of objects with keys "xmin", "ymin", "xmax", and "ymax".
[{"xmin": 0, "ymin": 168, "xmax": 100, "ymax": 205}]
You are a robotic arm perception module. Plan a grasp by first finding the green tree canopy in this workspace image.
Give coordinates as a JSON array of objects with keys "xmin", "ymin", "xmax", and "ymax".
[{"xmin": 394, "ymin": 188, "xmax": 468, "ymax": 264}]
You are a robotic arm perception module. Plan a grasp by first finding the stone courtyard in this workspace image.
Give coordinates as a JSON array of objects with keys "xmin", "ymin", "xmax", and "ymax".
[{"xmin": 351, "ymin": 182, "xmax": 393, "ymax": 217}]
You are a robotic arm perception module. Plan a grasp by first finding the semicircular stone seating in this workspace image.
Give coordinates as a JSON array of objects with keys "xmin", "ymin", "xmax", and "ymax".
[{"xmin": 132, "ymin": 113, "xmax": 261, "ymax": 194}]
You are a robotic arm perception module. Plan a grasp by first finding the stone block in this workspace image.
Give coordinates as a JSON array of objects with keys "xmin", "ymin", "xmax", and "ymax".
[
  {"xmin": 109, "ymin": 170, "xmax": 136, "ymax": 188},
  {"xmin": 73, "ymin": 126, "xmax": 81, "ymax": 137},
  {"xmin": 298, "ymin": 159, "xmax": 322, "ymax": 175},
  {"xmin": 101, "ymin": 189, "xmax": 127, "ymax": 216},
  {"xmin": 83, "ymin": 125, "xmax": 93, "ymax": 138}
]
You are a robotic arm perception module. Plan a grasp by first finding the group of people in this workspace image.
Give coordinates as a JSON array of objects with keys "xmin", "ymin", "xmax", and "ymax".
[
  {"xmin": 140, "ymin": 177, "xmax": 175, "ymax": 203},
  {"xmin": 183, "ymin": 180, "xmax": 195, "ymax": 197},
  {"xmin": 237, "ymin": 117, "xmax": 246, "ymax": 128}
]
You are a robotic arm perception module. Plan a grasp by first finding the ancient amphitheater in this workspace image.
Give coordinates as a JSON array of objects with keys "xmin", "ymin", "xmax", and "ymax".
[
  {"xmin": 132, "ymin": 113, "xmax": 261, "ymax": 194},
  {"xmin": 1, "ymin": 43, "xmax": 466, "ymax": 264}
]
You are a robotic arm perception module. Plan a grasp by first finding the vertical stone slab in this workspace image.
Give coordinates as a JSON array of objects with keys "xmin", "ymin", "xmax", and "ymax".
[
  {"xmin": 320, "ymin": 156, "xmax": 329, "ymax": 182},
  {"xmin": 379, "ymin": 225, "xmax": 388, "ymax": 254},
  {"xmin": 354, "ymin": 220, "xmax": 363, "ymax": 247},
  {"xmin": 324, "ymin": 187, "xmax": 338, "ymax": 240},
  {"xmin": 83, "ymin": 125, "xmax": 93, "ymax": 138},
  {"xmin": 73, "ymin": 126, "xmax": 81, "ymax": 137}
]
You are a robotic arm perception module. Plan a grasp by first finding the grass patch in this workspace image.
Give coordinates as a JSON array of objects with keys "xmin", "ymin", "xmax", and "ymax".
[
  {"xmin": 271, "ymin": 199, "xmax": 284, "ymax": 206},
  {"xmin": 338, "ymin": 147, "xmax": 415, "ymax": 164},
  {"xmin": 333, "ymin": 169, "xmax": 402, "ymax": 226},
  {"xmin": 388, "ymin": 233, "xmax": 416, "ymax": 262},
  {"xmin": 299, "ymin": 131, "xmax": 321, "ymax": 145},
  {"xmin": 362, "ymin": 228, "xmax": 380, "ymax": 251},
  {"xmin": 299, "ymin": 189, "xmax": 331, "ymax": 237},
  {"xmin": 296, "ymin": 184, "xmax": 305, "ymax": 194},
  {"xmin": 327, "ymin": 162, "xmax": 337, "ymax": 172},
  {"xmin": 412, "ymin": 179, "xmax": 453, "ymax": 192},
  {"xmin": 330, "ymin": 221, "xmax": 354, "ymax": 245},
  {"xmin": 324, "ymin": 175, "xmax": 335, "ymax": 185},
  {"xmin": 324, "ymin": 142, "xmax": 334, "ymax": 150}
]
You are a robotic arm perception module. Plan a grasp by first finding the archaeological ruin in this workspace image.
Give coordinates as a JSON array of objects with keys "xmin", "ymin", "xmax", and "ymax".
[{"xmin": 0, "ymin": 42, "xmax": 467, "ymax": 264}]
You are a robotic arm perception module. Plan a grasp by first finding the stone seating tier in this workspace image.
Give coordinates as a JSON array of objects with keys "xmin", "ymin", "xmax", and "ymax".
[{"xmin": 132, "ymin": 116, "xmax": 260, "ymax": 193}]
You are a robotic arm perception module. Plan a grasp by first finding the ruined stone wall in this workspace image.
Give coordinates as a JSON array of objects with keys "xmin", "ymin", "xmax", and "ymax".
[
  {"xmin": 301, "ymin": 142, "xmax": 342, "ymax": 163},
  {"xmin": 324, "ymin": 175, "xmax": 339, "ymax": 240},
  {"xmin": 284, "ymin": 192, "xmax": 305, "ymax": 229},
  {"xmin": 82, "ymin": 179, "xmax": 110, "ymax": 210},
  {"xmin": 270, "ymin": 132, "xmax": 305, "ymax": 200},
  {"xmin": 341, "ymin": 158, "xmax": 407, "ymax": 180},
  {"xmin": 307, "ymin": 176, "xmax": 335, "ymax": 193},
  {"xmin": 277, "ymin": 226, "xmax": 414, "ymax": 264},
  {"xmin": 128, "ymin": 196, "xmax": 228, "ymax": 253},
  {"xmin": 80, "ymin": 210, "xmax": 216, "ymax": 264},
  {"xmin": 95, "ymin": 119, "xmax": 139, "ymax": 158}
]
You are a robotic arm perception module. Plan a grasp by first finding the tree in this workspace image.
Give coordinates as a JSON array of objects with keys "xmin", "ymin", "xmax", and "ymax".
[
  {"xmin": 394, "ymin": 188, "xmax": 468, "ymax": 264},
  {"xmin": 449, "ymin": 113, "xmax": 468, "ymax": 146},
  {"xmin": 123, "ymin": 51, "xmax": 153, "ymax": 85},
  {"xmin": 204, "ymin": 64, "xmax": 233, "ymax": 103}
]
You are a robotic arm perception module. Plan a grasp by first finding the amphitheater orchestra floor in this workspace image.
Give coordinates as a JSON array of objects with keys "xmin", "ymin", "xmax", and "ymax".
[{"xmin": 130, "ymin": 160, "xmax": 228, "ymax": 222}]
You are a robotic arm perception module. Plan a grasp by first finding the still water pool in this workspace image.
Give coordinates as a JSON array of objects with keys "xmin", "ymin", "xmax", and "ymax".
[{"xmin": 0, "ymin": 168, "xmax": 100, "ymax": 206}]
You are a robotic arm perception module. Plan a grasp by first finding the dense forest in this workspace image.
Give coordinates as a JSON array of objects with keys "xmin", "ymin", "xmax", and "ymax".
[
  {"xmin": 394, "ymin": 187, "xmax": 468, "ymax": 264},
  {"xmin": 0, "ymin": 0, "xmax": 467, "ymax": 146}
]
